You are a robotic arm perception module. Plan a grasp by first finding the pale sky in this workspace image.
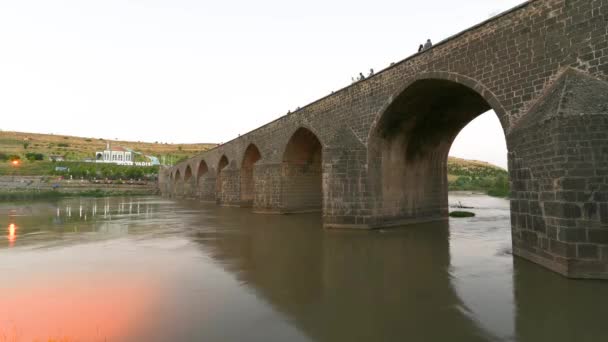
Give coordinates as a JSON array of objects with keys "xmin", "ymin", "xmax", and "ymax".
[{"xmin": 0, "ymin": 0, "xmax": 527, "ymax": 169}]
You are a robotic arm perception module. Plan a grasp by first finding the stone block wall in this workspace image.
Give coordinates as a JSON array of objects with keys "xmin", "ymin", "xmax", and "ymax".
[
  {"xmin": 253, "ymin": 163, "xmax": 281, "ymax": 212},
  {"xmin": 218, "ymin": 169, "xmax": 241, "ymax": 206},
  {"xmin": 510, "ymin": 114, "xmax": 608, "ymax": 278},
  {"xmin": 198, "ymin": 175, "xmax": 216, "ymax": 201},
  {"xmin": 280, "ymin": 163, "xmax": 322, "ymax": 213}
]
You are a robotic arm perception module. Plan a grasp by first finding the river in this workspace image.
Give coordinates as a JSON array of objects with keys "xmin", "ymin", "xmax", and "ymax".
[{"xmin": 0, "ymin": 193, "xmax": 606, "ymax": 341}]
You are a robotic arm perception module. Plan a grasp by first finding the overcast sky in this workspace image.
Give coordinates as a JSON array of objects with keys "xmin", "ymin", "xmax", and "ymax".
[{"xmin": 0, "ymin": 0, "xmax": 527, "ymax": 168}]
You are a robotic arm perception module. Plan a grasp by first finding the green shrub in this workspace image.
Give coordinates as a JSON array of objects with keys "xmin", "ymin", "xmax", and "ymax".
[
  {"xmin": 449, "ymin": 211, "xmax": 475, "ymax": 218},
  {"xmin": 25, "ymin": 152, "xmax": 44, "ymax": 161}
]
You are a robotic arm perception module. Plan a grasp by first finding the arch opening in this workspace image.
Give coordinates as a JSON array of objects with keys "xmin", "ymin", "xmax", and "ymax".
[
  {"xmin": 196, "ymin": 160, "xmax": 214, "ymax": 201},
  {"xmin": 240, "ymin": 144, "xmax": 262, "ymax": 206},
  {"xmin": 216, "ymin": 155, "xmax": 229, "ymax": 200},
  {"xmin": 368, "ymin": 78, "xmax": 507, "ymax": 224},
  {"xmin": 196, "ymin": 160, "xmax": 209, "ymax": 182},
  {"xmin": 183, "ymin": 165, "xmax": 193, "ymax": 196},
  {"xmin": 173, "ymin": 169, "xmax": 183, "ymax": 197},
  {"xmin": 281, "ymin": 127, "xmax": 323, "ymax": 213}
]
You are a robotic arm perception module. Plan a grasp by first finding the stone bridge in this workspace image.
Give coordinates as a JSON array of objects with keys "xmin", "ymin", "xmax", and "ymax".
[{"xmin": 161, "ymin": 0, "xmax": 608, "ymax": 279}]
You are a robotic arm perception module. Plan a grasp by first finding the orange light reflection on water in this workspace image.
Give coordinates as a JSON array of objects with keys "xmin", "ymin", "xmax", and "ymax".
[
  {"xmin": 0, "ymin": 273, "xmax": 158, "ymax": 341},
  {"xmin": 8, "ymin": 223, "xmax": 16, "ymax": 246}
]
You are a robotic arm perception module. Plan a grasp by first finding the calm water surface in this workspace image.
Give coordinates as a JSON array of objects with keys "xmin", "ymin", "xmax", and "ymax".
[{"xmin": 0, "ymin": 194, "xmax": 607, "ymax": 341}]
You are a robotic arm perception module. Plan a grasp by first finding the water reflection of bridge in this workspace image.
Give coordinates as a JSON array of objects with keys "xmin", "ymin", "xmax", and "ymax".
[
  {"xmin": 188, "ymin": 202, "xmax": 608, "ymax": 341},
  {"xmin": 191, "ymin": 207, "xmax": 489, "ymax": 341}
]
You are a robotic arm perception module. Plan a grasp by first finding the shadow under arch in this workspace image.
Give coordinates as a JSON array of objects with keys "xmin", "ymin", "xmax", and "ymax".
[
  {"xmin": 367, "ymin": 73, "xmax": 509, "ymax": 227},
  {"xmin": 240, "ymin": 144, "xmax": 262, "ymax": 207},
  {"xmin": 196, "ymin": 159, "xmax": 215, "ymax": 201},
  {"xmin": 173, "ymin": 169, "xmax": 182, "ymax": 197},
  {"xmin": 216, "ymin": 155, "xmax": 229, "ymax": 203},
  {"xmin": 183, "ymin": 165, "xmax": 193, "ymax": 197},
  {"xmin": 281, "ymin": 127, "xmax": 323, "ymax": 213}
]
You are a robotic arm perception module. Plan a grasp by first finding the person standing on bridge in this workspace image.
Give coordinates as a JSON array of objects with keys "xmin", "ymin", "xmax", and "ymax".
[
  {"xmin": 423, "ymin": 39, "xmax": 433, "ymax": 50},
  {"xmin": 418, "ymin": 44, "xmax": 423, "ymax": 52}
]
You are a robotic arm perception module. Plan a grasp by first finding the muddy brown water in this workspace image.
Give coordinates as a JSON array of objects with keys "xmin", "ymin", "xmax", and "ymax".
[{"xmin": 0, "ymin": 194, "xmax": 606, "ymax": 341}]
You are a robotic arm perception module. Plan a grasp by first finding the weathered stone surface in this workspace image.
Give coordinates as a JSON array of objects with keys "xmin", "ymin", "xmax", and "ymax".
[{"xmin": 162, "ymin": 0, "xmax": 608, "ymax": 279}]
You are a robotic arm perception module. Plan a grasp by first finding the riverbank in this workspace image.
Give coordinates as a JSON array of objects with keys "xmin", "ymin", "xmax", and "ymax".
[{"xmin": 0, "ymin": 175, "xmax": 157, "ymax": 201}]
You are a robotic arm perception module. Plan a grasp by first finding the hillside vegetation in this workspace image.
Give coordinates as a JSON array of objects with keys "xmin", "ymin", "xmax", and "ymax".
[
  {"xmin": 1, "ymin": 131, "xmax": 509, "ymax": 197},
  {"xmin": 0, "ymin": 130, "xmax": 216, "ymax": 164},
  {"xmin": 447, "ymin": 156, "xmax": 509, "ymax": 197}
]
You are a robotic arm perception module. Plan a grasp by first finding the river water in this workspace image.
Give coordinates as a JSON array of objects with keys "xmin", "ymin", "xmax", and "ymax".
[{"xmin": 0, "ymin": 194, "xmax": 606, "ymax": 341}]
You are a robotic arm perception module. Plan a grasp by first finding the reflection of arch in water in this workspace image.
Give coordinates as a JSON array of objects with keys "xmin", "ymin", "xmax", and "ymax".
[{"xmin": 192, "ymin": 211, "xmax": 489, "ymax": 341}]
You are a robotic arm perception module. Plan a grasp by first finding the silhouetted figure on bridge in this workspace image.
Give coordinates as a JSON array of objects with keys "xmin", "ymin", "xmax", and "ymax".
[
  {"xmin": 423, "ymin": 39, "xmax": 433, "ymax": 50},
  {"xmin": 369, "ymin": 68, "xmax": 374, "ymax": 76},
  {"xmin": 359, "ymin": 72, "xmax": 365, "ymax": 80},
  {"xmin": 418, "ymin": 44, "xmax": 423, "ymax": 52}
]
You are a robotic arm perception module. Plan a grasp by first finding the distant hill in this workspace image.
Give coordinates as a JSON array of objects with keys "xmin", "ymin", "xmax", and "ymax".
[
  {"xmin": 447, "ymin": 156, "xmax": 509, "ymax": 197},
  {"xmin": 0, "ymin": 130, "xmax": 216, "ymax": 163}
]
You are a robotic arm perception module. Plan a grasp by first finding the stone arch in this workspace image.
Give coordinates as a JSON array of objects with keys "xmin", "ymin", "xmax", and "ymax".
[
  {"xmin": 368, "ymin": 72, "xmax": 509, "ymax": 142},
  {"xmin": 367, "ymin": 74, "xmax": 509, "ymax": 226},
  {"xmin": 196, "ymin": 159, "xmax": 215, "ymax": 201},
  {"xmin": 281, "ymin": 127, "xmax": 323, "ymax": 213},
  {"xmin": 240, "ymin": 144, "xmax": 262, "ymax": 206},
  {"xmin": 173, "ymin": 169, "xmax": 183, "ymax": 197},
  {"xmin": 183, "ymin": 165, "xmax": 193, "ymax": 196},
  {"xmin": 216, "ymin": 155, "xmax": 229, "ymax": 200},
  {"xmin": 196, "ymin": 159, "xmax": 209, "ymax": 183}
]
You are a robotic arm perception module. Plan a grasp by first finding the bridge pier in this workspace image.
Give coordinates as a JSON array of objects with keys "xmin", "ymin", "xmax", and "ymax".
[
  {"xmin": 217, "ymin": 169, "xmax": 241, "ymax": 206},
  {"xmin": 252, "ymin": 163, "xmax": 281, "ymax": 213},
  {"xmin": 197, "ymin": 175, "xmax": 216, "ymax": 202},
  {"xmin": 507, "ymin": 70, "xmax": 608, "ymax": 279}
]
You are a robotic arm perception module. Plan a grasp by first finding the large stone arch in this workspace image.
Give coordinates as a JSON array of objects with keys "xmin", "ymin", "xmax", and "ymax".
[
  {"xmin": 367, "ymin": 73, "xmax": 508, "ymax": 226},
  {"xmin": 367, "ymin": 72, "xmax": 509, "ymax": 143},
  {"xmin": 280, "ymin": 127, "xmax": 324, "ymax": 213},
  {"xmin": 240, "ymin": 144, "xmax": 262, "ymax": 206}
]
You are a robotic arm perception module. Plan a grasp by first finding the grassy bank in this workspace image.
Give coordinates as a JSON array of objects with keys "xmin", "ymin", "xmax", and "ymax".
[
  {"xmin": 0, "ymin": 160, "xmax": 159, "ymax": 180},
  {"xmin": 0, "ymin": 189, "xmax": 155, "ymax": 201}
]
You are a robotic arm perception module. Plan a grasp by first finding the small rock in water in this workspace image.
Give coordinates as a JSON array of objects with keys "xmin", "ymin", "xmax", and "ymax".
[{"xmin": 449, "ymin": 211, "xmax": 475, "ymax": 218}]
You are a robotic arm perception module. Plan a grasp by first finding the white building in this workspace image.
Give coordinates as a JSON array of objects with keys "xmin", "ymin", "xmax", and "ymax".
[{"xmin": 95, "ymin": 143, "xmax": 133, "ymax": 164}]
